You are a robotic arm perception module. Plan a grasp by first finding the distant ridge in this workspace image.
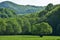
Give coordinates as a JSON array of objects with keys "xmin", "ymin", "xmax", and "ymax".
[{"xmin": 0, "ymin": 1, "xmax": 45, "ymax": 14}]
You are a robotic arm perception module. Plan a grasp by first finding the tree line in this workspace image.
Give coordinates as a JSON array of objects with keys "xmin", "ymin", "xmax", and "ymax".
[{"xmin": 0, "ymin": 18, "xmax": 52, "ymax": 35}]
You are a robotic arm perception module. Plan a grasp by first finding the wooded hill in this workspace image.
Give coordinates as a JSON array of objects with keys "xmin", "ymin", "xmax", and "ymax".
[{"xmin": 0, "ymin": 1, "xmax": 60, "ymax": 36}]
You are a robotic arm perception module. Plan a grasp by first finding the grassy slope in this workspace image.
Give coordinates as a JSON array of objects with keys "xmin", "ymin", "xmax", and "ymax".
[{"xmin": 0, "ymin": 35, "xmax": 60, "ymax": 40}]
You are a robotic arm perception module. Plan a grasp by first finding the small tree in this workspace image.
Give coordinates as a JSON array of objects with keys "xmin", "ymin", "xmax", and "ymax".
[{"xmin": 45, "ymin": 3, "xmax": 53, "ymax": 11}]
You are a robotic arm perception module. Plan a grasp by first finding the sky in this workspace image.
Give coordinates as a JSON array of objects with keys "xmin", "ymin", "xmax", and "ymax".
[{"xmin": 0, "ymin": 0, "xmax": 60, "ymax": 6}]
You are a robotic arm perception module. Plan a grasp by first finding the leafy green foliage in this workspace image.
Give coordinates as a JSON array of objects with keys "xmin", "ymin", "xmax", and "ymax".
[
  {"xmin": 45, "ymin": 3, "xmax": 53, "ymax": 11},
  {"xmin": 31, "ymin": 22, "xmax": 52, "ymax": 35},
  {"xmin": 0, "ymin": 8, "xmax": 16, "ymax": 18}
]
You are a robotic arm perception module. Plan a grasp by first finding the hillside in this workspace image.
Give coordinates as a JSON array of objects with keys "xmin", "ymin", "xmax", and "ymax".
[{"xmin": 0, "ymin": 1, "xmax": 45, "ymax": 14}]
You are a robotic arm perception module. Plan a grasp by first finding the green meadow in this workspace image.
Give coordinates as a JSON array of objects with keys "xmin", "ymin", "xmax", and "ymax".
[{"xmin": 0, "ymin": 35, "xmax": 60, "ymax": 40}]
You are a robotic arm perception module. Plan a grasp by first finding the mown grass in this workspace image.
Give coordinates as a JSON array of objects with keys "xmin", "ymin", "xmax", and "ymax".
[{"xmin": 0, "ymin": 35, "xmax": 60, "ymax": 40}]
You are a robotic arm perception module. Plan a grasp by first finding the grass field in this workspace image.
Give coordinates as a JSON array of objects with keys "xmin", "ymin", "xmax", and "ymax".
[{"xmin": 0, "ymin": 35, "xmax": 60, "ymax": 40}]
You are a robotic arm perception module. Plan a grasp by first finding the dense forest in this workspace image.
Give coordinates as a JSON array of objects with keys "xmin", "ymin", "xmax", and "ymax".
[{"xmin": 0, "ymin": 1, "xmax": 60, "ymax": 36}]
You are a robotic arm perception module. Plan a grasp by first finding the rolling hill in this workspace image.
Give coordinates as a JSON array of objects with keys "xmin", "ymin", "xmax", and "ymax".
[{"xmin": 0, "ymin": 1, "xmax": 45, "ymax": 14}]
